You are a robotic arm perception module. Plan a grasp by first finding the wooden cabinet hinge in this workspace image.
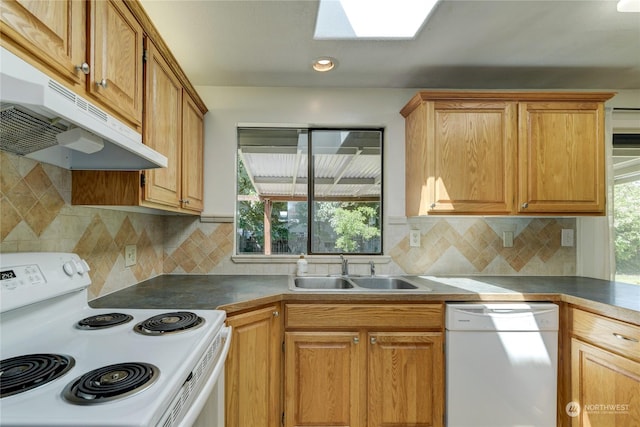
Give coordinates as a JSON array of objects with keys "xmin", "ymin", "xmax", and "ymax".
[
  {"xmin": 282, "ymin": 340, "xmax": 285, "ymax": 353},
  {"xmin": 282, "ymin": 412, "xmax": 285, "ymax": 426},
  {"xmin": 143, "ymin": 48, "xmax": 148, "ymax": 63},
  {"xmin": 140, "ymin": 172, "xmax": 146, "ymax": 187}
]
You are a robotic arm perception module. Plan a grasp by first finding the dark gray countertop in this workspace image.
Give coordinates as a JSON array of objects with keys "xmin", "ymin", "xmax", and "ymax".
[
  {"xmin": 90, "ymin": 275, "xmax": 290, "ymax": 310},
  {"xmin": 90, "ymin": 274, "xmax": 640, "ymax": 323}
]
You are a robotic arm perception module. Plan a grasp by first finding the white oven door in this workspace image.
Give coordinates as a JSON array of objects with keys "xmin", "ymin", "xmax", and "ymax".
[
  {"xmin": 174, "ymin": 326, "xmax": 232, "ymax": 427},
  {"xmin": 191, "ymin": 369, "xmax": 225, "ymax": 427}
]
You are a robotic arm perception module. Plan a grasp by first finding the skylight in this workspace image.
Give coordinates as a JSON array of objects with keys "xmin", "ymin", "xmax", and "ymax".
[{"xmin": 314, "ymin": 0, "xmax": 439, "ymax": 40}]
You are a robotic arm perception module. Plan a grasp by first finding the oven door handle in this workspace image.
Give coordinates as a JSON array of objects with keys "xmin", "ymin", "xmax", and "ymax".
[{"xmin": 176, "ymin": 325, "xmax": 232, "ymax": 427}]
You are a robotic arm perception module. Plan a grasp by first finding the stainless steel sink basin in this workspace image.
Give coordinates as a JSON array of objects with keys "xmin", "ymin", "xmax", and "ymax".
[
  {"xmin": 290, "ymin": 275, "xmax": 430, "ymax": 291},
  {"xmin": 349, "ymin": 277, "xmax": 418, "ymax": 290},
  {"xmin": 293, "ymin": 276, "xmax": 354, "ymax": 289}
]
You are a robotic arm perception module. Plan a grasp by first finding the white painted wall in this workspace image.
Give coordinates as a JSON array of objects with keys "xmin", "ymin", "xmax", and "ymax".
[
  {"xmin": 578, "ymin": 90, "xmax": 640, "ymax": 279},
  {"xmin": 195, "ymin": 86, "xmax": 416, "ymax": 218}
]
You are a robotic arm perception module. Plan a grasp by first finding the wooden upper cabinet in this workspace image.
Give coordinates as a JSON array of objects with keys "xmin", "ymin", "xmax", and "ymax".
[
  {"xmin": 405, "ymin": 99, "xmax": 516, "ymax": 215},
  {"xmin": 518, "ymin": 101, "xmax": 606, "ymax": 214},
  {"xmin": 142, "ymin": 39, "xmax": 182, "ymax": 209},
  {"xmin": 181, "ymin": 92, "xmax": 205, "ymax": 213},
  {"xmin": 401, "ymin": 91, "xmax": 614, "ymax": 216},
  {"xmin": 88, "ymin": 0, "xmax": 144, "ymax": 128},
  {"xmin": 0, "ymin": 0, "xmax": 86, "ymax": 86},
  {"xmin": 72, "ymin": 39, "xmax": 206, "ymax": 215}
]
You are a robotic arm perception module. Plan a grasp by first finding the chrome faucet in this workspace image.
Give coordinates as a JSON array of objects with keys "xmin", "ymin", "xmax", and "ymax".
[
  {"xmin": 369, "ymin": 261, "xmax": 375, "ymax": 276},
  {"xmin": 340, "ymin": 255, "xmax": 349, "ymax": 276}
]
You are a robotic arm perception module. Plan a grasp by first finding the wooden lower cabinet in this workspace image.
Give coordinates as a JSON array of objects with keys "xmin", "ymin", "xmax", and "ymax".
[
  {"xmin": 570, "ymin": 338, "xmax": 640, "ymax": 427},
  {"xmin": 569, "ymin": 308, "xmax": 640, "ymax": 427},
  {"xmin": 284, "ymin": 330, "xmax": 444, "ymax": 427},
  {"xmin": 368, "ymin": 332, "xmax": 444, "ymax": 427},
  {"xmin": 285, "ymin": 332, "xmax": 365, "ymax": 427},
  {"xmin": 225, "ymin": 305, "xmax": 282, "ymax": 427}
]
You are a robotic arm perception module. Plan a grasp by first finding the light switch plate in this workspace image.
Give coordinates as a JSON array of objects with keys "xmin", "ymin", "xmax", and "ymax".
[
  {"xmin": 409, "ymin": 230, "xmax": 421, "ymax": 247},
  {"xmin": 561, "ymin": 229, "xmax": 574, "ymax": 247},
  {"xmin": 125, "ymin": 245, "xmax": 137, "ymax": 267},
  {"xmin": 502, "ymin": 231, "xmax": 514, "ymax": 248}
]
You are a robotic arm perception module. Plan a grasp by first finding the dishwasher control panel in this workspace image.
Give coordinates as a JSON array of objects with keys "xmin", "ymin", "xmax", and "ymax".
[{"xmin": 445, "ymin": 302, "xmax": 559, "ymax": 331}]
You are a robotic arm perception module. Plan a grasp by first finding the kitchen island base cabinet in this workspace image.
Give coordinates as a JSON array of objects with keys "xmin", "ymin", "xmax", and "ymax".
[{"xmin": 225, "ymin": 304, "xmax": 282, "ymax": 427}]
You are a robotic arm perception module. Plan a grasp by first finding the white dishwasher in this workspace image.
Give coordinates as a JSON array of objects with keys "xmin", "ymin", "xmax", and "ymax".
[{"xmin": 446, "ymin": 303, "xmax": 559, "ymax": 427}]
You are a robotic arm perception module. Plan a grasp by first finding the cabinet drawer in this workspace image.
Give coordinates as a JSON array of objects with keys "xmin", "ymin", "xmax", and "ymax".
[
  {"xmin": 571, "ymin": 308, "xmax": 640, "ymax": 361},
  {"xmin": 285, "ymin": 304, "xmax": 443, "ymax": 330}
]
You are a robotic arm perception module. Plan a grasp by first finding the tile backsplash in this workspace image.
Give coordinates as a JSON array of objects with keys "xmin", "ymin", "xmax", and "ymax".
[{"xmin": 1, "ymin": 152, "xmax": 575, "ymax": 299}]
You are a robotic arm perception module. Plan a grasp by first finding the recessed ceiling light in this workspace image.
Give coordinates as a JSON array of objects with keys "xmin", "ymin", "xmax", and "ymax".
[
  {"xmin": 617, "ymin": 0, "xmax": 640, "ymax": 12},
  {"xmin": 312, "ymin": 57, "xmax": 337, "ymax": 72},
  {"xmin": 315, "ymin": 0, "xmax": 439, "ymax": 40}
]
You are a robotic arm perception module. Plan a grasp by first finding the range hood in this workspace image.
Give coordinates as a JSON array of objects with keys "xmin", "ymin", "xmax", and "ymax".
[{"xmin": 0, "ymin": 47, "xmax": 167, "ymax": 170}]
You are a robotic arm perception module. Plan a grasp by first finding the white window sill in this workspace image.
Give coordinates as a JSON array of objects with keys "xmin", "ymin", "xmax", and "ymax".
[{"xmin": 231, "ymin": 254, "xmax": 391, "ymax": 264}]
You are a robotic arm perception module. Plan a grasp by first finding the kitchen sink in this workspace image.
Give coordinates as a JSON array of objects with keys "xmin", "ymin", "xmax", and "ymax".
[
  {"xmin": 290, "ymin": 275, "xmax": 430, "ymax": 291},
  {"xmin": 293, "ymin": 276, "xmax": 354, "ymax": 289},
  {"xmin": 348, "ymin": 277, "xmax": 418, "ymax": 290}
]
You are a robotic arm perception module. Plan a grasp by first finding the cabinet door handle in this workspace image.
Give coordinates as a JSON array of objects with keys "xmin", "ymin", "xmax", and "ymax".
[
  {"xmin": 272, "ymin": 310, "xmax": 279, "ymax": 318},
  {"xmin": 96, "ymin": 79, "xmax": 108, "ymax": 88},
  {"xmin": 75, "ymin": 62, "xmax": 90, "ymax": 75},
  {"xmin": 370, "ymin": 337, "xmax": 377, "ymax": 345},
  {"xmin": 613, "ymin": 332, "xmax": 638, "ymax": 343},
  {"xmin": 521, "ymin": 202, "xmax": 529, "ymax": 209},
  {"xmin": 353, "ymin": 337, "xmax": 359, "ymax": 344},
  {"xmin": 430, "ymin": 203, "xmax": 436, "ymax": 209}
]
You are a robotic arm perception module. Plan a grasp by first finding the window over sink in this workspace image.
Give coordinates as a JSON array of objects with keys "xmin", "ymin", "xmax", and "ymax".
[{"xmin": 236, "ymin": 127, "xmax": 383, "ymax": 256}]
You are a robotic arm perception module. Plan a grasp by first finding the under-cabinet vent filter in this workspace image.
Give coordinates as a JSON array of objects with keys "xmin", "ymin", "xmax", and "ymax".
[{"xmin": 0, "ymin": 105, "xmax": 67, "ymax": 155}]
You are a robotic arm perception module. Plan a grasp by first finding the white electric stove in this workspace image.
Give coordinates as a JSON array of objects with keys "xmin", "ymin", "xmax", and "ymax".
[{"xmin": 0, "ymin": 252, "xmax": 231, "ymax": 427}]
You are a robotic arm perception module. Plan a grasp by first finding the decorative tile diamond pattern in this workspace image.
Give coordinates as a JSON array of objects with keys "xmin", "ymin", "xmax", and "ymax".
[
  {"xmin": 74, "ymin": 216, "xmax": 163, "ymax": 298},
  {"xmin": 0, "ymin": 153, "xmax": 64, "ymax": 239},
  {"xmin": 390, "ymin": 218, "xmax": 574, "ymax": 275},
  {"xmin": 164, "ymin": 224, "xmax": 234, "ymax": 273},
  {"xmin": 2, "ymin": 151, "xmax": 578, "ymax": 298}
]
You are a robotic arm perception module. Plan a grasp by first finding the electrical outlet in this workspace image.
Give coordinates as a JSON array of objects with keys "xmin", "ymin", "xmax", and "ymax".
[
  {"xmin": 409, "ymin": 230, "xmax": 421, "ymax": 247},
  {"xmin": 125, "ymin": 245, "xmax": 137, "ymax": 267},
  {"xmin": 502, "ymin": 231, "xmax": 514, "ymax": 248},
  {"xmin": 561, "ymin": 229, "xmax": 574, "ymax": 247}
]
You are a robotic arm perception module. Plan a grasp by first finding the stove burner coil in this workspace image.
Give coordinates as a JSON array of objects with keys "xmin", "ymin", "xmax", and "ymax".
[
  {"xmin": 0, "ymin": 354, "xmax": 75, "ymax": 398},
  {"xmin": 134, "ymin": 311, "xmax": 204, "ymax": 336},
  {"xmin": 77, "ymin": 313, "xmax": 133, "ymax": 329},
  {"xmin": 62, "ymin": 362, "xmax": 159, "ymax": 404}
]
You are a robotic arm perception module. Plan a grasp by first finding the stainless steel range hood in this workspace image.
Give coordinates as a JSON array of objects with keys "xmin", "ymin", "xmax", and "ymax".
[{"xmin": 0, "ymin": 47, "xmax": 168, "ymax": 170}]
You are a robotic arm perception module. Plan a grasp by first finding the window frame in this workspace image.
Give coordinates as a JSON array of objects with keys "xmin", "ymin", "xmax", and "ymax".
[{"xmin": 235, "ymin": 126, "xmax": 384, "ymax": 256}]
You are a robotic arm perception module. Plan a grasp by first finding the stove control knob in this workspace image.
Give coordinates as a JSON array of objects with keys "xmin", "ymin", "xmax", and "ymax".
[
  {"xmin": 63, "ymin": 261, "xmax": 77, "ymax": 277},
  {"xmin": 81, "ymin": 259, "xmax": 91, "ymax": 272},
  {"xmin": 74, "ymin": 259, "xmax": 85, "ymax": 275}
]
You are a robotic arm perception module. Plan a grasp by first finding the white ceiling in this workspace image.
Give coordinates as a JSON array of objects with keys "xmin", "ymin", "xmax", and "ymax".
[{"xmin": 139, "ymin": 0, "xmax": 640, "ymax": 89}]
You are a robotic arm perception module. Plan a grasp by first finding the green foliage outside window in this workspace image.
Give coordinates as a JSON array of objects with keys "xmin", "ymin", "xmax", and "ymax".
[{"xmin": 614, "ymin": 181, "xmax": 640, "ymax": 284}]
